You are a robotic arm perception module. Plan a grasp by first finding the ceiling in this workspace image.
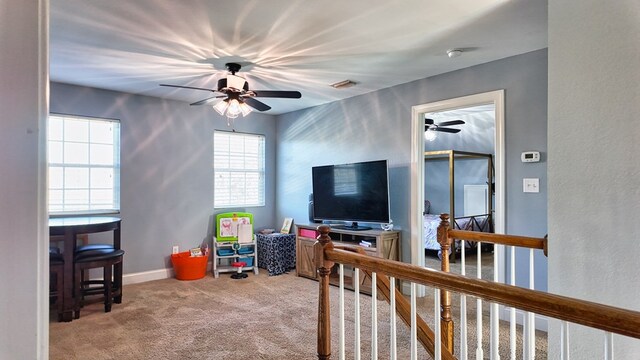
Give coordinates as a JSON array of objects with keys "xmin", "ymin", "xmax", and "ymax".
[{"xmin": 50, "ymin": 0, "xmax": 547, "ymax": 115}]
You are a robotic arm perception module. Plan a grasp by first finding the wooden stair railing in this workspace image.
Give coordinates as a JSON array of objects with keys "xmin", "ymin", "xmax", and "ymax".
[
  {"xmin": 315, "ymin": 224, "xmax": 640, "ymax": 359},
  {"xmin": 436, "ymin": 213, "xmax": 548, "ymax": 351},
  {"xmin": 439, "ymin": 213, "xmax": 547, "ymax": 256}
]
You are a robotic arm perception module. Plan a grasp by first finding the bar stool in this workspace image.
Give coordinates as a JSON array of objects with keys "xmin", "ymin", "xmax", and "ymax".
[
  {"xmin": 75, "ymin": 243, "xmax": 115, "ymax": 285},
  {"xmin": 49, "ymin": 247, "xmax": 65, "ymax": 322},
  {"xmin": 73, "ymin": 247, "xmax": 124, "ymax": 319}
]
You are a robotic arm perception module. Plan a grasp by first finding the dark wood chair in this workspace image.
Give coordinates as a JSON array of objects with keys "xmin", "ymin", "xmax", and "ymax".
[
  {"xmin": 50, "ymin": 247, "xmax": 65, "ymax": 322},
  {"xmin": 73, "ymin": 247, "xmax": 124, "ymax": 319}
]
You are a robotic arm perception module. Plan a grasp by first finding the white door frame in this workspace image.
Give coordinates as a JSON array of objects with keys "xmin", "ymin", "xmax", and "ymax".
[{"xmin": 410, "ymin": 90, "xmax": 505, "ymax": 294}]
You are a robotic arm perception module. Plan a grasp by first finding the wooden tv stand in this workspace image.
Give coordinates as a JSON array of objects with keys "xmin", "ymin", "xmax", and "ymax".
[{"xmin": 295, "ymin": 224, "xmax": 400, "ymax": 294}]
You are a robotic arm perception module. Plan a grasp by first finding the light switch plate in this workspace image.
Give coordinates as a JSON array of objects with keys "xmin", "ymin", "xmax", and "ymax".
[{"xmin": 523, "ymin": 178, "xmax": 539, "ymax": 193}]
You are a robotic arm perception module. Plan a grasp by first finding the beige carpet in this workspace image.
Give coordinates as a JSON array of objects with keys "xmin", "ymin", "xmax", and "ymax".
[{"xmin": 50, "ymin": 267, "xmax": 546, "ymax": 359}]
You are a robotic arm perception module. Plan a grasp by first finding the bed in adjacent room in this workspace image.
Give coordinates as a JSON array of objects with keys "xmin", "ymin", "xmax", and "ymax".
[
  {"xmin": 424, "ymin": 150, "xmax": 494, "ymax": 260},
  {"xmin": 423, "ymin": 212, "xmax": 492, "ymax": 255}
]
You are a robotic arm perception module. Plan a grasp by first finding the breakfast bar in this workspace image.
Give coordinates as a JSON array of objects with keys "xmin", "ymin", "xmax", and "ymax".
[{"xmin": 49, "ymin": 216, "xmax": 122, "ymax": 322}]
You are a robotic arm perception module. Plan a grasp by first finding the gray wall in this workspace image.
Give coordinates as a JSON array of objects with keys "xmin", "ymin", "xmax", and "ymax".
[
  {"xmin": 276, "ymin": 49, "xmax": 548, "ymax": 290},
  {"xmin": 0, "ymin": 1, "xmax": 46, "ymax": 358},
  {"xmin": 548, "ymin": 0, "xmax": 640, "ymax": 357},
  {"xmin": 50, "ymin": 83, "xmax": 278, "ymax": 274}
]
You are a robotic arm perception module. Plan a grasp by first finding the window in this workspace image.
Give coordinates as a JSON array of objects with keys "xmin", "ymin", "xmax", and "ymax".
[
  {"xmin": 48, "ymin": 114, "xmax": 120, "ymax": 214},
  {"xmin": 214, "ymin": 131, "xmax": 265, "ymax": 208}
]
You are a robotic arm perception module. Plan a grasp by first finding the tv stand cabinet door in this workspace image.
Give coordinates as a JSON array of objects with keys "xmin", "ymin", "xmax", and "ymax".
[{"xmin": 296, "ymin": 237, "xmax": 317, "ymax": 279}]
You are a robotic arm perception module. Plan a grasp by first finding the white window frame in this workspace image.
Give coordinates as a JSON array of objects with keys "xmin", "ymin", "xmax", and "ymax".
[
  {"xmin": 48, "ymin": 114, "xmax": 121, "ymax": 215},
  {"xmin": 213, "ymin": 130, "xmax": 265, "ymax": 208}
]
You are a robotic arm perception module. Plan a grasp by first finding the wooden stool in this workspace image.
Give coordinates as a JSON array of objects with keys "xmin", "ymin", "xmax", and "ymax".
[
  {"xmin": 74, "ymin": 248, "xmax": 124, "ymax": 319},
  {"xmin": 231, "ymin": 261, "xmax": 248, "ymax": 279},
  {"xmin": 49, "ymin": 248, "xmax": 65, "ymax": 322},
  {"xmin": 75, "ymin": 244, "xmax": 116, "ymax": 289}
]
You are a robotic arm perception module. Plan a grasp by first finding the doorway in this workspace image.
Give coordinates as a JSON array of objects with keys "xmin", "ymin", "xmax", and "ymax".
[{"xmin": 410, "ymin": 90, "xmax": 505, "ymax": 293}]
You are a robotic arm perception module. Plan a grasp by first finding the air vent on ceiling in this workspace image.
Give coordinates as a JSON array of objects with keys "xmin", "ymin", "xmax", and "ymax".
[{"xmin": 330, "ymin": 80, "xmax": 357, "ymax": 89}]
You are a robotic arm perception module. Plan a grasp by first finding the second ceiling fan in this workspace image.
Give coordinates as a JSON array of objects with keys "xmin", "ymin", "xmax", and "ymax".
[
  {"xmin": 424, "ymin": 118, "xmax": 465, "ymax": 141},
  {"xmin": 160, "ymin": 62, "xmax": 302, "ymax": 118}
]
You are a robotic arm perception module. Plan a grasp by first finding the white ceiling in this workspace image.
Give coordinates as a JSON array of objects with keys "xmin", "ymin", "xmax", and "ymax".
[{"xmin": 50, "ymin": 0, "xmax": 547, "ymax": 115}]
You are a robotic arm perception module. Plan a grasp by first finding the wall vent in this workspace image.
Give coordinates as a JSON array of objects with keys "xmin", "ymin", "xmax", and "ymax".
[{"xmin": 330, "ymin": 80, "xmax": 357, "ymax": 89}]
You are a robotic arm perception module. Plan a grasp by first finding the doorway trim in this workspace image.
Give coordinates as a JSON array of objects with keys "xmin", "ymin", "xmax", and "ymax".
[{"xmin": 410, "ymin": 90, "xmax": 505, "ymax": 291}]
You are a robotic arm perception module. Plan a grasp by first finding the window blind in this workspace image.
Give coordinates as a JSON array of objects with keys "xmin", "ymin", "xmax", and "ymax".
[
  {"xmin": 214, "ymin": 131, "xmax": 265, "ymax": 208},
  {"xmin": 48, "ymin": 114, "xmax": 121, "ymax": 214}
]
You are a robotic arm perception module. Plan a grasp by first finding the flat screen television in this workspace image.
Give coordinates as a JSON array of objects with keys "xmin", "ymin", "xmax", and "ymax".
[{"xmin": 312, "ymin": 159, "xmax": 390, "ymax": 231}]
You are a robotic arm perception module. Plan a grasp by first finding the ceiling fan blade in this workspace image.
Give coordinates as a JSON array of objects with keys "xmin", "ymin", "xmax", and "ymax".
[
  {"xmin": 425, "ymin": 118, "xmax": 435, "ymax": 125},
  {"xmin": 244, "ymin": 97, "xmax": 272, "ymax": 111},
  {"xmin": 433, "ymin": 127, "xmax": 461, "ymax": 133},
  {"xmin": 437, "ymin": 120, "xmax": 465, "ymax": 127},
  {"xmin": 252, "ymin": 90, "xmax": 302, "ymax": 99},
  {"xmin": 190, "ymin": 96, "xmax": 226, "ymax": 106},
  {"xmin": 160, "ymin": 84, "xmax": 215, "ymax": 92}
]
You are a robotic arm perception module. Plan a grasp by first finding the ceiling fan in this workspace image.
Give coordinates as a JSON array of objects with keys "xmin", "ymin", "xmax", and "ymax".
[
  {"xmin": 160, "ymin": 62, "xmax": 302, "ymax": 118},
  {"xmin": 424, "ymin": 118, "xmax": 465, "ymax": 141}
]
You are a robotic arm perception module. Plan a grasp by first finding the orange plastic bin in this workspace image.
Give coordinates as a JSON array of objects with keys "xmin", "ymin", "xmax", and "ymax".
[{"xmin": 171, "ymin": 251, "xmax": 208, "ymax": 280}]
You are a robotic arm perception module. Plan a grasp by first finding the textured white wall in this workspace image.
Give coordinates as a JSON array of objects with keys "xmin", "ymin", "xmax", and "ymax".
[
  {"xmin": 0, "ymin": 0, "xmax": 48, "ymax": 358},
  {"xmin": 548, "ymin": 0, "xmax": 640, "ymax": 357}
]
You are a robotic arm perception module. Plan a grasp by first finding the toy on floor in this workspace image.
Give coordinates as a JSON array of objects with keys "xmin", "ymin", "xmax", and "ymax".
[
  {"xmin": 230, "ymin": 242, "xmax": 249, "ymax": 279},
  {"xmin": 231, "ymin": 261, "xmax": 248, "ymax": 279}
]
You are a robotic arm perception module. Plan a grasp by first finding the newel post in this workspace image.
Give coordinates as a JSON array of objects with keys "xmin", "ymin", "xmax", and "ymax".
[
  {"xmin": 437, "ymin": 213, "xmax": 455, "ymax": 354},
  {"xmin": 315, "ymin": 225, "xmax": 334, "ymax": 360}
]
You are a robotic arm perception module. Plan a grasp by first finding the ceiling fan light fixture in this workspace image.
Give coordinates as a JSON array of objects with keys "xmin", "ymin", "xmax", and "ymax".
[
  {"xmin": 213, "ymin": 99, "xmax": 229, "ymax": 116},
  {"xmin": 239, "ymin": 101, "xmax": 252, "ymax": 117},
  {"xmin": 226, "ymin": 99, "xmax": 242, "ymax": 118},
  {"xmin": 424, "ymin": 129, "xmax": 438, "ymax": 142}
]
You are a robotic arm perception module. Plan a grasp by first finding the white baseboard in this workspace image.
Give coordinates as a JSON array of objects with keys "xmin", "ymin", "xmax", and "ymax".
[
  {"xmin": 122, "ymin": 261, "xmax": 213, "ymax": 285},
  {"xmin": 122, "ymin": 268, "xmax": 174, "ymax": 285}
]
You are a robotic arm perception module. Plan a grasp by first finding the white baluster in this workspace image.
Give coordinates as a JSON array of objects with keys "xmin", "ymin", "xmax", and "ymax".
[
  {"xmin": 523, "ymin": 317, "xmax": 528, "ymax": 360},
  {"xmin": 460, "ymin": 236, "xmax": 468, "ymax": 360},
  {"xmin": 477, "ymin": 297, "xmax": 484, "ymax": 359},
  {"xmin": 389, "ymin": 277, "xmax": 397, "ymax": 360},
  {"xmin": 354, "ymin": 267, "xmax": 361, "ymax": 360},
  {"xmin": 460, "ymin": 294, "xmax": 468, "ymax": 360},
  {"xmin": 528, "ymin": 249, "xmax": 535, "ymax": 360},
  {"xmin": 604, "ymin": 332, "xmax": 613, "ymax": 360},
  {"xmin": 490, "ymin": 302, "xmax": 500, "ymax": 360},
  {"xmin": 461, "ymin": 238, "xmax": 466, "ymax": 276},
  {"xmin": 476, "ymin": 242, "xmax": 484, "ymax": 359},
  {"xmin": 560, "ymin": 321, "xmax": 570, "ymax": 360},
  {"xmin": 510, "ymin": 246, "xmax": 516, "ymax": 360},
  {"xmin": 411, "ymin": 282, "xmax": 417, "ymax": 360},
  {"xmin": 476, "ymin": 241, "xmax": 482, "ymax": 281},
  {"xmin": 371, "ymin": 272, "xmax": 378, "ymax": 360},
  {"xmin": 435, "ymin": 288, "xmax": 442, "ymax": 360},
  {"xmin": 339, "ymin": 264, "xmax": 345, "ymax": 360},
  {"xmin": 491, "ymin": 243, "xmax": 500, "ymax": 360}
]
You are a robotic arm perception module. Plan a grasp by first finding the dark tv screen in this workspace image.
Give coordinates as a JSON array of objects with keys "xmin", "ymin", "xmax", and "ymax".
[{"xmin": 312, "ymin": 159, "xmax": 390, "ymax": 225}]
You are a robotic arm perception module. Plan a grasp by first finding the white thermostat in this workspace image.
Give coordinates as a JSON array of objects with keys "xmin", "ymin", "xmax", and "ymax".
[{"xmin": 521, "ymin": 151, "xmax": 540, "ymax": 163}]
